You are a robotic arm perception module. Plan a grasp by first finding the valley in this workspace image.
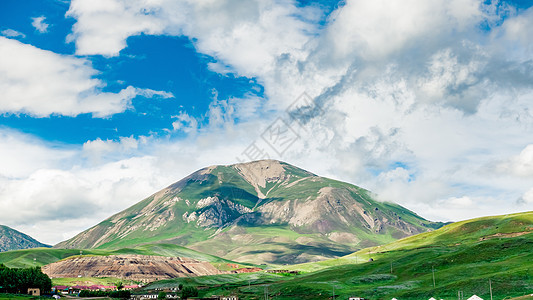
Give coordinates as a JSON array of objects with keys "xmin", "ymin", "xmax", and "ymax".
[{"xmin": 140, "ymin": 211, "xmax": 533, "ymax": 299}]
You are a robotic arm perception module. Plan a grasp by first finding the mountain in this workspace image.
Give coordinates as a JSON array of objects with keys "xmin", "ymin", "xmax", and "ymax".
[
  {"xmin": 56, "ymin": 160, "xmax": 443, "ymax": 264},
  {"xmin": 0, "ymin": 225, "xmax": 50, "ymax": 252},
  {"xmin": 142, "ymin": 211, "xmax": 533, "ymax": 300}
]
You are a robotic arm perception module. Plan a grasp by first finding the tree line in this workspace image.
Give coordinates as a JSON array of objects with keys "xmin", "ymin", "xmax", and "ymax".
[
  {"xmin": 79, "ymin": 289, "xmax": 131, "ymax": 298},
  {"xmin": 0, "ymin": 264, "xmax": 52, "ymax": 294}
]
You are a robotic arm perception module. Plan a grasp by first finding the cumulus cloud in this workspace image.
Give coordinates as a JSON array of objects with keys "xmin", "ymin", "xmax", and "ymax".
[
  {"xmin": 495, "ymin": 144, "xmax": 533, "ymax": 177},
  {"xmin": 0, "ymin": 37, "xmax": 172, "ymax": 117},
  {"xmin": 31, "ymin": 16, "xmax": 49, "ymax": 33},
  {"xmin": 0, "ymin": 129, "xmax": 75, "ymax": 178},
  {"xmin": 0, "ymin": 131, "xmax": 175, "ymax": 244},
  {"xmin": 320, "ymin": 0, "xmax": 483, "ymax": 62},
  {"xmin": 520, "ymin": 188, "xmax": 533, "ymax": 204}
]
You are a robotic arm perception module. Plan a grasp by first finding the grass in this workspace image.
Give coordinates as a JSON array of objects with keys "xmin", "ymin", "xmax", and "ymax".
[
  {"xmin": 0, "ymin": 243, "xmax": 252, "ymax": 269},
  {"xmin": 51, "ymin": 277, "xmax": 137, "ymax": 287},
  {"xmin": 0, "ymin": 294, "xmax": 50, "ymax": 300}
]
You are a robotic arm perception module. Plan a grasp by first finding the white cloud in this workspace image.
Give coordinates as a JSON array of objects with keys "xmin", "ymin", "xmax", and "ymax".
[
  {"xmin": 521, "ymin": 188, "xmax": 533, "ymax": 204},
  {"xmin": 31, "ymin": 16, "xmax": 49, "ymax": 33},
  {"xmin": 495, "ymin": 144, "xmax": 533, "ymax": 178},
  {"xmin": 66, "ymin": 0, "xmax": 319, "ymax": 78},
  {"xmin": 1, "ymin": 29, "xmax": 26, "ymax": 38},
  {"xmin": 0, "ymin": 131, "xmax": 175, "ymax": 244},
  {"xmin": 494, "ymin": 6, "xmax": 533, "ymax": 61},
  {"xmin": 0, "ymin": 37, "xmax": 172, "ymax": 117},
  {"xmin": 320, "ymin": 0, "xmax": 483, "ymax": 63},
  {"xmin": 0, "ymin": 129, "xmax": 75, "ymax": 178},
  {"xmin": 82, "ymin": 136, "xmax": 141, "ymax": 164},
  {"xmin": 171, "ymin": 112, "xmax": 198, "ymax": 134}
]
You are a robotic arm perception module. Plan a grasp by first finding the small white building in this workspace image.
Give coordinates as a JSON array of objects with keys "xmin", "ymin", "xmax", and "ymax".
[{"xmin": 467, "ymin": 295, "xmax": 483, "ymax": 300}]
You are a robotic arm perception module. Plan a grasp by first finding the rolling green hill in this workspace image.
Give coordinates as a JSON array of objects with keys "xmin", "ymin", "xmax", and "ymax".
[
  {"xmin": 0, "ymin": 243, "xmax": 249, "ymax": 269},
  {"xmin": 0, "ymin": 225, "xmax": 50, "ymax": 252},
  {"xmin": 142, "ymin": 211, "xmax": 533, "ymax": 300},
  {"xmin": 55, "ymin": 160, "xmax": 443, "ymax": 264}
]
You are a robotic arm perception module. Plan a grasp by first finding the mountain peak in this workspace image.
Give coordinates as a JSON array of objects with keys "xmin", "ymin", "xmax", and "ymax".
[
  {"xmin": 56, "ymin": 161, "xmax": 441, "ymax": 264},
  {"xmin": 233, "ymin": 160, "xmax": 297, "ymax": 198},
  {"xmin": 0, "ymin": 225, "xmax": 50, "ymax": 252}
]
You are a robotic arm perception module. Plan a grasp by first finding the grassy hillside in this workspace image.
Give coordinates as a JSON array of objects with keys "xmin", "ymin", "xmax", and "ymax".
[
  {"xmin": 0, "ymin": 243, "xmax": 251, "ymax": 269},
  {"xmin": 142, "ymin": 211, "xmax": 533, "ymax": 300}
]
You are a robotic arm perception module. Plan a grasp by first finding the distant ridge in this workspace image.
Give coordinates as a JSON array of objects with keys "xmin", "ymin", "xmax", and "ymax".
[
  {"xmin": 0, "ymin": 225, "xmax": 50, "ymax": 252},
  {"xmin": 57, "ymin": 160, "xmax": 444, "ymax": 264}
]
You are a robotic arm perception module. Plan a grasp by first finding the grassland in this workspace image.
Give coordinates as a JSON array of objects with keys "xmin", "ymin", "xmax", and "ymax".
[
  {"xmin": 142, "ymin": 211, "xmax": 533, "ymax": 300},
  {"xmin": 0, "ymin": 294, "xmax": 51, "ymax": 300},
  {"xmin": 0, "ymin": 243, "xmax": 252, "ymax": 269},
  {"xmin": 50, "ymin": 276, "xmax": 138, "ymax": 287}
]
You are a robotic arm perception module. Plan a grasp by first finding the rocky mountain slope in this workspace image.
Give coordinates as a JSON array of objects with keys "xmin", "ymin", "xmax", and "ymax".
[
  {"xmin": 42, "ymin": 255, "xmax": 223, "ymax": 281},
  {"xmin": 0, "ymin": 225, "xmax": 50, "ymax": 252},
  {"xmin": 56, "ymin": 160, "xmax": 443, "ymax": 264}
]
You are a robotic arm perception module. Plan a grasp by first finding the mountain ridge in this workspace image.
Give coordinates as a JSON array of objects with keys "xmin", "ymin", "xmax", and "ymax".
[
  {"xmin": 0, "ymin": 225, "xmax": 50, "ymax": 252},
  {"xmin": 56, "ymin": 160, "xmax": 444, "ymax": 264}
]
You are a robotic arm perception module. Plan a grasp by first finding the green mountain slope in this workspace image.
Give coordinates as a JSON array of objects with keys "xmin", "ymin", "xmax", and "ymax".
[
  {"xmin": 0, "ymin": 225, "xmax": 50, "ymax": 252},
  {"xmin": 56, "ymin": 160, "xmax": 443, "ymax": 264},
  {"xmin": 152, "ymin": 211, "xmax": 533, "ymax": 299}
]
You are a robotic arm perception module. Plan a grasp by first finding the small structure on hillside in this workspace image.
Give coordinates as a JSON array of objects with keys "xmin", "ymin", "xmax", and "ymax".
[
  {"xmin": 123, "ymin": 284, "xmax": 141, "ymax": 290},
  {"xmin": 27, "ymin": 288, "xmax": 40, "ymax": 296},
  {"xmin": 467, "ymin": 295, "xmax": 483, "ymax": 300},
  {"xmin": 232, "ymin": 267, "xmax": 263, "ymax": 273},
  {"xmin": 265, "ymin": 269, "xmax": 299, "ymax": 274},
  {"xmin": 348, "ymin": 297, "xmax": 366, "ymax": 300}
]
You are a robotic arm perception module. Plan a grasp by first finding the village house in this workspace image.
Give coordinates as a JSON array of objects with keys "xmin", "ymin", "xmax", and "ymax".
[
  {"xmin": 130, "ymin": 294, "xmax": 157, "ymax": 300},
  {"xmin": 265, "ymin": 269, "xmax": 299, "ymax": 274},
  {"xmin": 27, "ymin": 288, "xmax": 40, "ymax": 296}
]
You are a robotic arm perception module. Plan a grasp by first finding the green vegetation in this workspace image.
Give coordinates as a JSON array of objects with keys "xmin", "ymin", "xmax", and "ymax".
[
  {"xmin": 51, "ymin": 277, "xmax": 136, "ymax": 287},
  {"xmin": 0, "ymin": 294, "xmax": 50, "ymax": 300},
  {"xmin": 79, "ymin": 289, "xmax": 130, "ymax": 298},
  {"xmin": 142, "ymin": 212, "xmax": 533, "ymax": 300},
  {"xmin": 0, "ymin": 244, "xmax": 250, "ymax": 269},
  {"xmin": 181, "ymin": 286, "xmax": 198, "ymax": 299},
  {"xmin": 0, "ymin": 264, "xmax": 51, "ymax": 294}
]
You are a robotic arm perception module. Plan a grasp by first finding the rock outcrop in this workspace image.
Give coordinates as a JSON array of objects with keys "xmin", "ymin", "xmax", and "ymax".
[{"xmin": 42, "ymin": 255, "xmax": 223, "ymax": 282}]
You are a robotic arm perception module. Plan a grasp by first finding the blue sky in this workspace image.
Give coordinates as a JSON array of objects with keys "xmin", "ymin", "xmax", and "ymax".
[
  {"xmin": 1, "ymin": 0, "xmax": 533, "ymax": 244},
  {"xmin": 0, "ymin": 0, "xmax": 266, "ymax": 144}
]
